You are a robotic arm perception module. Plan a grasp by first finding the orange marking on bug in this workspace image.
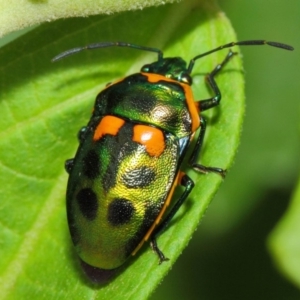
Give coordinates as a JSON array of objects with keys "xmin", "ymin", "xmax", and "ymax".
[
  {"xmin": 141, "ymin": 72, "xmax": 200, "ymax": 133},
  {"xmin": 194, "ymin": 101, "xmax": 201, "ymax": 113},
  {"xmin": 133, "ymin": 125, "xmax": 165, "ymax": 157},
  {"xmin": 93, "ymin": 115, "xmax": 125, "ymax": 141},
  {"xmin": 131, "ymin": 171, "xmax": 185, "ymax": 256}
]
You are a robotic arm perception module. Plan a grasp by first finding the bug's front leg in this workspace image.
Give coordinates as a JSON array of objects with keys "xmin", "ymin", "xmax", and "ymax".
[
  {"xmin": 190, "ymin": 50, "xmax": 238, "ymax": 177},
  {"xmin": 198, "ymin": 49, "xmax": 237, "ymax": 111}
]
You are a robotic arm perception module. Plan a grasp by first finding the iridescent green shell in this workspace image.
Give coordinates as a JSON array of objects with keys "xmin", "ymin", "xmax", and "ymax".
[
  {"xmin": 66, "ymin": 67, "xmax": 197, "ymax": 270},
  {"xmin": 93, "ymin": 73, "xmax": 193, "ymax": 138},
  {"xmin": 67, "ymin": 118, "xmax": 179, "ymax": 269}
]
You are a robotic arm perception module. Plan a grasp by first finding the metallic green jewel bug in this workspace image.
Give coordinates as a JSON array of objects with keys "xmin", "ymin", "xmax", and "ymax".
[{"xmin": 53, "ymin": 40, "xmax": 293, "ymax": 273}]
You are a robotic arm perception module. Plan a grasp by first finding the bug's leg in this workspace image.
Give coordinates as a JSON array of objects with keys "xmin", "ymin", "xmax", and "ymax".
[
  {"xmin": 150, "ymin": 172, "xmax": 194, "ymax": 264},
  {"xmin": 198, "ymin": 50, "xmax": 237, "ymax": 111},
  {"xmin": 189, "ymin": 116, "xmax": 226, "ymax": 177},
  {"xmin": 190, "ymin": 50, "xmax": 238, "ymax": 177},
  {"xmin": 65, "ymin": 126, "xmax": 87, "ymax": 174},
  {"xmin": 65, "ymin": 159, "xmax": 74, "ymax": 174}
]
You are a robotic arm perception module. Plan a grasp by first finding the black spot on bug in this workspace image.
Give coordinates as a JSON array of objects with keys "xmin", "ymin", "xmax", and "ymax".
[
  {"xmin": 108, "ymin": 198, "xmax": 135, "ymax": 226},
  {"xmin": 101, "ymin": 123, "xmax": 138, "ymax": 192},
  {"xmin": 122, "ymin": 166, "xmax": 156, "ymax": 188},
  {"xmin": 101, "ymin": 74, "xmax": 157, "ymax": 114},
  {"xmin": 124, "ymin": 90, "xmax": 157, "ymax": 114},
  {"xmin": 77, "ymin": 188, "xmax": 98, "ymax": 220},
  {"xmin": 83, "ymin": 150, "xmax": 100, "ymax": 179}
]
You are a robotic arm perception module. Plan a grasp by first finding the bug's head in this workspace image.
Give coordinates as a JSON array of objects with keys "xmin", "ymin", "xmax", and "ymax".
[{"xmin": 141, "ymin": 57, "xmax": 192, "ymax": 85}]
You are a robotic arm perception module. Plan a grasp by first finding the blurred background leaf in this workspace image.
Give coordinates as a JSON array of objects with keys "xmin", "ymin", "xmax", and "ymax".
[
  {"xmin": 0, "ymin": 0, "xmax": 174, "ymax": 37},
  {"xmin": 268, "ymin": 176, "xmax": 300, "ymax": 289}
]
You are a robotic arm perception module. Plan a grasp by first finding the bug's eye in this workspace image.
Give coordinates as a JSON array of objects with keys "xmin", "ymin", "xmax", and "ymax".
[
  {"xmin": 141, "ymin": 64, "xmax": 151, "ymax": 72},
  {"xmin": 180, "ymin": 73, "xmax": 192, "ymax": 85}
]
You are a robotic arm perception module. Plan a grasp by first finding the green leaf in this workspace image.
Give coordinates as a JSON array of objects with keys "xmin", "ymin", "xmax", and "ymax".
[
  {"xmin": 0, "ymin": 0, "xmax": 244, "ymax": 299},
  {"xmin": 268, "ymin": 176, "xmax": 300, "ymax": 288},
  {"xmin": 0, "ymin": 0, "xmax": 173, "ymax": 38}
]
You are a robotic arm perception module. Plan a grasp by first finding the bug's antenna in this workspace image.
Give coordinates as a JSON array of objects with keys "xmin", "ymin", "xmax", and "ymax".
[
  {"xmin": 187, "ymin": 40, "xmax": 294, "ymax": 74},
  {"xmin": 52, "ymin": 42, "xmax": 163, "ymax": 62}
]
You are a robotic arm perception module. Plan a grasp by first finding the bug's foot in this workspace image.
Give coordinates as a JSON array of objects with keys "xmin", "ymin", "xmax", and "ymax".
[
  {"xmin": 192, "ymin": 163, "xmax": 227, "ymax": 178},
  {"xmin": 150, "ymin": 238, "xmax": 170, "ymax": 265}
]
